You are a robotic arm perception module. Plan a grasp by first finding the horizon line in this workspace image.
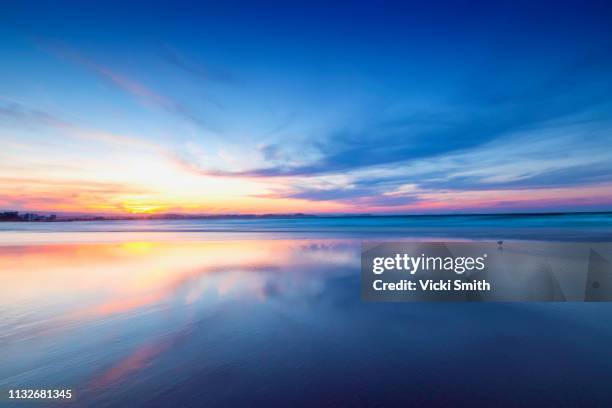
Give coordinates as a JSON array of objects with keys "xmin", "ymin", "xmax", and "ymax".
[{"xmin": 2, "ymin": 209, "xmax": 612, "ymax": 220}]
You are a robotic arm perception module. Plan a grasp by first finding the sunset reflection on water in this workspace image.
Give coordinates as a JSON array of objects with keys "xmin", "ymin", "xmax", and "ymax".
[
  {"xmin": 0, "ymin": 236, "xmax": 360, "ymax": 406},
  {"xmin": 2, "ymin": 232, "xmax": 612, "ymax": 407},
  {"xmin": 0, "ymin": 238, "xmax": 357, "ymax": 337}
]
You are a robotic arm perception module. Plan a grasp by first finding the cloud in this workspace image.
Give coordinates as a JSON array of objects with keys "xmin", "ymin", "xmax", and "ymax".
[
  {"xmin": 89, "ymin": 64, "xmax": 214, "ymax": 131},
  {"xmin": 14, "ymin": 35, "xmax": 612, "ymax": 213},
  {"xmin": 226, "ymin": 116, "xmax": 612, "ymax": 211},
  {"xmin": 177, "ymin": 43, "xmax": 612, "ymax": 183},
  {"xmin": 0, "ymin": 98, "xmax": 72, "ymax": 129},
  {"xmin": 0, "ymin": 99, "xmax": 160, "ymax": 151},
  {"xmin": 157, "ymin": 41, "xmax": 612, "ymax": 212},
  {"xmin": 0, "ymin": 176, "xmax": 155, "ymax": 213},
  {"xmin": 41, "ymin": 41, "xmax": 218, "ymax": 132}
]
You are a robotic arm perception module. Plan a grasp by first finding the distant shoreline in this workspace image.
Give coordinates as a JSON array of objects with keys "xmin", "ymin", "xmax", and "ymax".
[{"xmin": 1, "ymin": 210, "xmax": 611, "ymax": 223}]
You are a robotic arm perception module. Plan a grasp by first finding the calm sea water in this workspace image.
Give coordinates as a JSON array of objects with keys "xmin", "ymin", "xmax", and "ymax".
[{"xmin": 1, "ymin": 214, "xmax": 612, "ymax": 407}]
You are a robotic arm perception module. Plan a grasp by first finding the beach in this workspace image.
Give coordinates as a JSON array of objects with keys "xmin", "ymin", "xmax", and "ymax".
[{"xmin": 1, "ymin": 215, "xmax": 612, "ymax": 406}]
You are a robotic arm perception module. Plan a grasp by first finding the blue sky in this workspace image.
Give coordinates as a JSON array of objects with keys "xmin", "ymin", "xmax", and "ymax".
[{"xmin": 1, "ymin": 1, "xmax": 612, "ymax": 214}]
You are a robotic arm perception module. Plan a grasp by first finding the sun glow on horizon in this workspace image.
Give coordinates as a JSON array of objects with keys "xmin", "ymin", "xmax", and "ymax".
[{"xmin": 121, "ymin": 201, "xmax": 168, "ymax": 214}]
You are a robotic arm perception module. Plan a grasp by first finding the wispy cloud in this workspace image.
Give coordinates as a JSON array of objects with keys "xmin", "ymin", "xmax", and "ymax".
[
  {"xmin": 0, "ymin": 99, "xmax": 160, "ymax": 151},
  {"xmin": 176, "ymin": 43, "xmax": 612, "ymax": 183},
  {"xmin": 41, "ymin": 41, "xmax": 219, "ymax": 132},
  {"xmin": 0, "ymin": 98, "xmax": 72, "ymax": 129}
]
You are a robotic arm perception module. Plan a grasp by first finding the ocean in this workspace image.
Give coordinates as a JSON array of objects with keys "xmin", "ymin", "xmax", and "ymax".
[{"xmin": 1, "ymin": 213, "xmax": 612, "ymax": 406}]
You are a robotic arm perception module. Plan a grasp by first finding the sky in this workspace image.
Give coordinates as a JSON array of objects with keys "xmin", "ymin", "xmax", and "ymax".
[{"xmin": 1, "ymin": 1, "xmax": 612, "ymax": 215}]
